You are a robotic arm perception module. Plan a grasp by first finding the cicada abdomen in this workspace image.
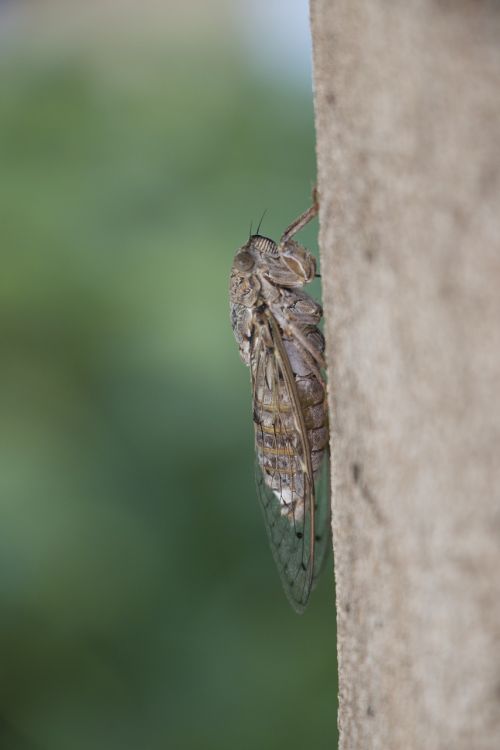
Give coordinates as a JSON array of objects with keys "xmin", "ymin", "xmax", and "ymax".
[{"xmin": 230, "ymin": 195, "xmax": 331, "ymax": 612}]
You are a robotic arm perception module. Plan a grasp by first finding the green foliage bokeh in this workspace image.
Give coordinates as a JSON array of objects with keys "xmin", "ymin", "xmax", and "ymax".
[{"xmin": 0, "ymin": 30, "xmax": 337, "ymax": 750}]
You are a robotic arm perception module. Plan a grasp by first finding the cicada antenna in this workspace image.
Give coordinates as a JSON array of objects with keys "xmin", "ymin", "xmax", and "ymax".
[{"xmin": 256, "ymin": 209, "xmax": 267, "ymax": 236}]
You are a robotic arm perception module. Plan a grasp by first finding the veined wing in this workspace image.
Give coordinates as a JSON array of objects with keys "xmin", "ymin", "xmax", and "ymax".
[{"xmin": 252, "ymin": 313, "xmax": 330, "ymax": 612}]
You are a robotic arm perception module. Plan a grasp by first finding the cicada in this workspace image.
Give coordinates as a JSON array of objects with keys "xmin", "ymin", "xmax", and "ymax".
[{"xmin": 229, "ymin": 193, "xmax": 330, "ymax": 612}]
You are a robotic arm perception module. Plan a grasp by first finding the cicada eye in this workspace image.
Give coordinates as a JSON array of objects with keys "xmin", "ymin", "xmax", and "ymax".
[{"xmin": 234, "ymin": 250, "xmax": 254, "ymax": 272}]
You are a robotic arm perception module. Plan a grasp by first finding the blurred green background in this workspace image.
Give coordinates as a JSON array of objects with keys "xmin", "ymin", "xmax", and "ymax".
[{"xmin": 0, "ymin": 2, "xmax": 337, "ymax": 748}]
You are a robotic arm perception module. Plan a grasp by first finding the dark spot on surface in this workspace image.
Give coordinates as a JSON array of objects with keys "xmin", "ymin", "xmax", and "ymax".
[
  {"xmin": 365, "ymin": 248, "xmax": 374, "ymax": 262},
  {"xmin": 351, "ymin": 462, "xmax": 385, "ymax": 523},
  {"xmin": 315, "ymin": 534, "xmax": 322, "ymax": 542},
  {"xmin": 352, "ymin": 462, "xmax": 361, "ymax": 483},
  {"xmin": 345, "ymin": 602, "xmax": 351, "ymax": 613},
  {"xmin": 326, "ymin": 92, "xmax": 336, "ymax": 107},
  {"xmin": 367, "ymin": 705, "xmax": 375, "ymax": 718},
  {"xmin": 296, "ymin": 532, "xmax": 303, "ymax": 539},
  {"xmin": 301, "ymin": 562, "xmax": 307, "ymax": 571}
]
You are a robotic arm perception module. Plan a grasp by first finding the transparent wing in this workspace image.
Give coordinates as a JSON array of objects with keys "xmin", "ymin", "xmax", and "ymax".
[{"xmin": 252, "ymin": 316, "xmax": 330, "ymax": 613}]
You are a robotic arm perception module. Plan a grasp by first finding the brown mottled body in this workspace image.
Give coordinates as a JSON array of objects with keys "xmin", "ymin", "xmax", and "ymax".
[
  {"xmin": 251, "ymin": 304, "xmax": 328, "ymax": 521},
  {"xmin": 229, "ymin": 195, "xmax": 329, "ymax": 611}
]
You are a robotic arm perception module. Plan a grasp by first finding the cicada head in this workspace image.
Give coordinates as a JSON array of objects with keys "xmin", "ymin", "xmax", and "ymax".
[
  {"xmin": 230, "ymin": 244, "xmax": 261, "ymax": 307},
  {"xmin": 230, "ymin": 231, "xmax": 279, "ymax": 306}
]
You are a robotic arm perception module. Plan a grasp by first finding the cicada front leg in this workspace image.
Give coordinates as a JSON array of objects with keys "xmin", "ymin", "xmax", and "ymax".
[
  {"xmin": 277, "ymin": 190, "xmax": 319, "ymax": 284},
  {"xmin": 278, "ymin": 187, "xmax": 319, "ymax": 247}
]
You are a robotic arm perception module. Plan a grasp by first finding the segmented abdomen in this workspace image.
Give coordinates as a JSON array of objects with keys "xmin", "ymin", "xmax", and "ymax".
[{"xmin": 253, "ymin": 342, "xmax": 328, "ymax": 520}]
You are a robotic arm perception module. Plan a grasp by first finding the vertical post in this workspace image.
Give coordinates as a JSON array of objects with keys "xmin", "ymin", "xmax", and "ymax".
[{"xmin": 311, "ymin": 1, "xmax": 500, "ymax": 748}]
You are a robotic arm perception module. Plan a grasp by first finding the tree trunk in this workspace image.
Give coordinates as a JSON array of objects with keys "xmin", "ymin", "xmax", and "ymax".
[{"xmin": 310, "ymin": 2, "xmax": 500, "ymax": 748}]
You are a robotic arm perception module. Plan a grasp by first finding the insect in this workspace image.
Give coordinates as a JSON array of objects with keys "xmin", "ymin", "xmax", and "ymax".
[{"xmin": 229, "ymin": 192, "xmax": 330, "ymax": 612}]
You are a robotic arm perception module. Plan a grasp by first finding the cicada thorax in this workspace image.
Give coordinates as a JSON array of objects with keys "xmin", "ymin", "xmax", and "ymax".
[{"xmin": 252, "ymin": 317, "xmax": 329, "ymax": 523}]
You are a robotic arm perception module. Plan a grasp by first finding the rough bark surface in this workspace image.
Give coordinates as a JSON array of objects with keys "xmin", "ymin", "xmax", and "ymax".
[{"xmin": 310, "ymin": 2, "xmax": 500, "ymax": 748}]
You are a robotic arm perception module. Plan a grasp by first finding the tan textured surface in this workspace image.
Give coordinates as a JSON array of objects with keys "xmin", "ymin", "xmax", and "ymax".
[{"xmin": 310, "ymin": 2, "xmax": 500, "ymax": 748}]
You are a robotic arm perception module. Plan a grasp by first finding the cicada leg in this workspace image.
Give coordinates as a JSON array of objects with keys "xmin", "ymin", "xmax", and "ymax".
[{"xmin": 278, "ymin": 187, "xmax": 319, "ymax": 247}]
